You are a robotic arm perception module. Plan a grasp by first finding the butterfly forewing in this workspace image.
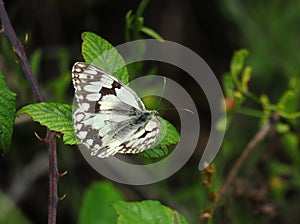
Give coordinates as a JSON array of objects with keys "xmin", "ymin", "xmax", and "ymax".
[{"xmin": 72, "ymin": 62, "xmax": 160, "ymax": 158}]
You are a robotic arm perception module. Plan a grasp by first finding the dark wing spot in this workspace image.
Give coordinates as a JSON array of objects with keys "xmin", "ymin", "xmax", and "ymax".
[
  {"xmin": 95, "ymin": 81, "xmax": 122, "ymax": 112},
  {"xmin": 99, "ymin": 87, "xmax": 116, "ymax": 98},
  {"xmin": 95, "ymin": 102, "xmax": 101, "ymax": 113},
  {"xmin": 112, "ymin": 80, "xmax": 122, "ymax": 89},
  {"xmin": 99, "ymin": 81, "xmax": 121, "ymax": 100},
  {"xmin": 139, "ymin": 130, "xmax": 151, "ymax": 139}
]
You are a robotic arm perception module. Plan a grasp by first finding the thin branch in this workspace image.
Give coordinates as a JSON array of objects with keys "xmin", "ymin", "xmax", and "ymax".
[
  {"xmin": 200, "ymin": 116, "xmax": 276, "ymax": 224},
  {"xmin": 46, "ymin": 131, "xmax": 59, "ymax": 224},
  {"xmin": 0, "ymin": 1, "xmax": 59, "ymax": 224},
  {"xmin": 216, "ymin": 117, "xmax": 276, "ymax": 205}
]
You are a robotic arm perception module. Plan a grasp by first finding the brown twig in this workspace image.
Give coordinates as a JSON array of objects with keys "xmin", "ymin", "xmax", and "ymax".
[
  {"xmin": 216, "ymin": 119, "xmax": 274, "ymax": 206},
  {"xmin": 200, "ymin": 117, "xmax": 276, "ymax": 224},
  {"xmin": 0, "ymin": 1, "xmax": 59, "ymax": 223},
  {"xmin": 45, "ymin": 131, "xmax": 59, "ymax": 224}
]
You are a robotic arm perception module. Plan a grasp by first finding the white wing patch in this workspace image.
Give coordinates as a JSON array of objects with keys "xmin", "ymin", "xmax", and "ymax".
[{"xmin": 72, "ymin": 62, "xmax": 161, "ymax": 158}]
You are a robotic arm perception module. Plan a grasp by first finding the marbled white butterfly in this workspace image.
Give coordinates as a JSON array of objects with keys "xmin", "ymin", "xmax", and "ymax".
[{"xmin": 72, "ymin": 62, "xmax": 161, "ymax": 158}]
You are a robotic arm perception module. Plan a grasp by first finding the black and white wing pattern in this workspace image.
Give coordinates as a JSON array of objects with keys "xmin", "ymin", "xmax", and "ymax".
[{"xmin": 72, "ymin": 62, "xmax": 160, "ymax": 158}]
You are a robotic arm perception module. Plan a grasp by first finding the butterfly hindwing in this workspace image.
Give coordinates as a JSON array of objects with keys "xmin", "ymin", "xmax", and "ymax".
[{"xmin": 72, "ymin": 62, "xmax": 160, "ymax": 158}]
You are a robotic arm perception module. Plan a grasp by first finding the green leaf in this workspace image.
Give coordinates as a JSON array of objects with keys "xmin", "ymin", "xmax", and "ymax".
[
  {"xmin": 159, "ymin": 118, "xmax": 180, "ymax": 145},
  {"xmin": 140, "ymin": 27, "xmax": 163, "ymax": 40},
  {"xmin": 0, "ymin": 190, "xmax": 31, "ymax": 224},
  {"xmin": 241, "ymin": 66, "xmax": 251, "ymax": 92},
  {"xmin": 139, "ymin": 143, "xmax": 168, "ymax": 159},
  {"xmin": 222, "ymin": 74, "xmax": 245, "ymax": 108},
  {"xmin": 79, "ymin": 181, "xmax": 124, "ymax": 224},
  {"xmin": 281, "ymin": 132, "xmax": 300, "ymax": 165},
  {"xmin": 222, "ymin": 73, "xmax": 235, "ymax": 98},
  {"xmin": 138, "ymin": 117, "xmax": 180, "ymax": 159},
  {"xmin": 17, "ymin": 102, "xmax": 77, "ymax": 144},
  {"xmin": 277, "ymin": 90, "xmax": 298, "ymax": 114},
  {"xmin": 275, "ymin": 123, "xmax": 290, "ymax": 134},
  {"xmin": 112, "ymin": 200, "xmax": 188, "ymax": 224},
  {"xmin": 230, "ymin": 49, "xmax": 249, "ymax": 79},
  {"xmin": 0, "ymin": 72, "xmax": 16, "ymax": 154},
  {"xmin": 82, "ymin": 32, "xmax": 129, "ymax": 83}
]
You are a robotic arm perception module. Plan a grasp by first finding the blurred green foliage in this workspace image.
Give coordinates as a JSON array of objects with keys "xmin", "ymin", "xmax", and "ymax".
[
  {"xmin": 207, "ymin": 47, "xmax": 300, "ymax": 223},
  {"xmin": 79, "ymin": 181, "xmax": 124, "ymax": 224},
  {"xmin": 0, "ymin": 190, "xmax": 30, "ymax": 224},
  {"xmin": 221, "ymin": 0, "xmax": 300, "ymax": 97}
]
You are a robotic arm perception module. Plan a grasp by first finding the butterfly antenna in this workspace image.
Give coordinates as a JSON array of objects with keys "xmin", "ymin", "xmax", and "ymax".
[
  {"xmin": 159, "ymin": 107, "xmax": 194, "ymax": 114},
  {"xmin": 181, "ymin": 108, "xmax": 194, "ymax": 114},
  {"xmin": 155, "ymin": 76, "xmax": 167, "ymax": 110}
]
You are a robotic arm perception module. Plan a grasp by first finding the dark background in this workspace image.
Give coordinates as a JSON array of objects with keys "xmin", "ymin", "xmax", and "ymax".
[{"xmin": 1, "ymin": 0, "xmax": 300, "ymax": 223}]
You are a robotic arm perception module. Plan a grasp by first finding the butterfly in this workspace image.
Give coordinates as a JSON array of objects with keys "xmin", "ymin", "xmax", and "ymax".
[{"xmin": 72, "ymin": 62, "xmax": 161, "ymax": 158}]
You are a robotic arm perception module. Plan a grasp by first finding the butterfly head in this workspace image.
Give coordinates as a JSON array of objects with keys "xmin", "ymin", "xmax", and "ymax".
[{"xmin": 151, "ymin": 110, "xmax": 159, "ymax": 117}]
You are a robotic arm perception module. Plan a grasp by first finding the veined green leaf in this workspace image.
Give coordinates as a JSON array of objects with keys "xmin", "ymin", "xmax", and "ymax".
[
  {"xmin": 82, "ymin": 32, "xmax": 129, "ymax": 83},
  {"xmin": 79, "ymin": 182, "xmax": 124, "ymax": 224},
  {"xmin": 112, "ymin": 200, "xmax": 188, "ymax": 224},
  {"xmin": 17, "ymin": 103, "xmax": 77, "ymax": 145},
  {"xmin": 0, "ymin": 72, "xmax": 16, "ymax": 154},
  {"xmin": 159, "ymin": 117, "xmax": 180, "ymax": 145}
]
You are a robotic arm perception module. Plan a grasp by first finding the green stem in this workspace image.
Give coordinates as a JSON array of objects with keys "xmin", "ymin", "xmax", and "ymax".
[
  {"xmin": 133, "ymin": 0, "xmax": 149, "ymax": 39},
  {"xmin": 235, "ymin": 107, "xmax": 265, "ymax": 118},
  {"xmin": 279, "ymin": 111, "xmax": 300, "ymax": 119}
]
